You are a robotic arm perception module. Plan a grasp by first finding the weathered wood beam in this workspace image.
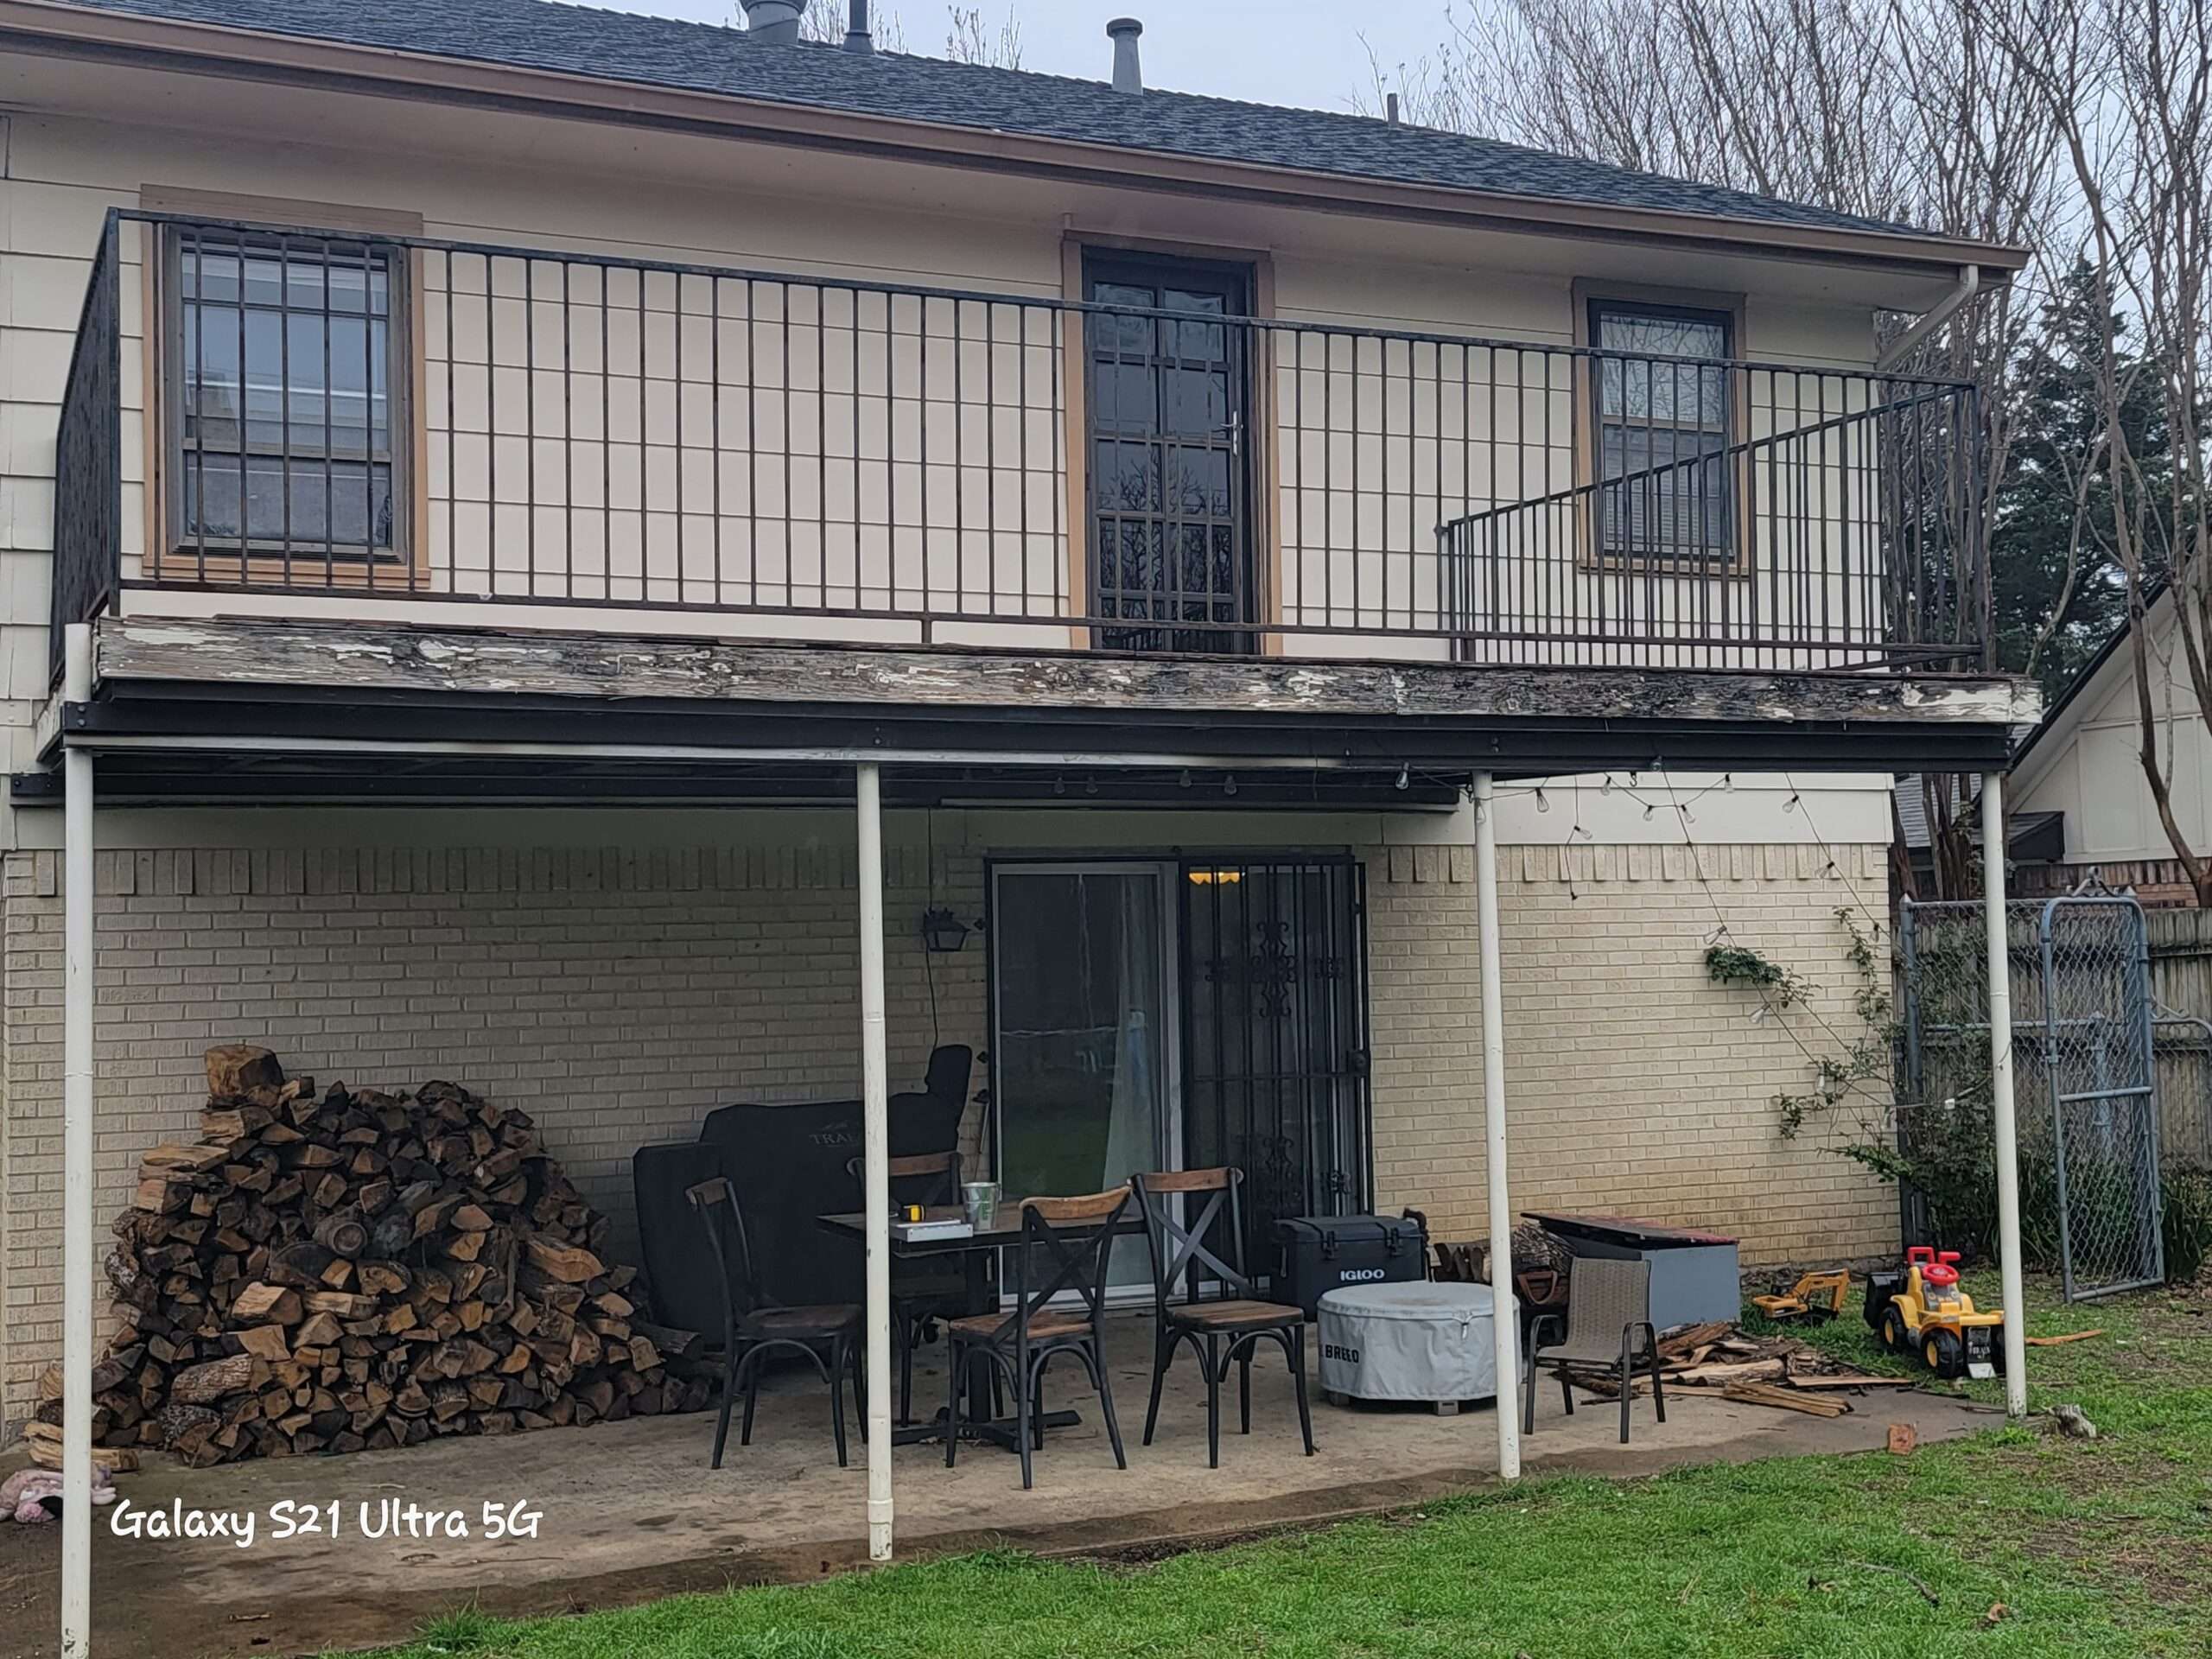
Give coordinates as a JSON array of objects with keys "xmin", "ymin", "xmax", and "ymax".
[{"xmin": 96, "ymin": 618, "xmax": 2037, "ymax": 730}]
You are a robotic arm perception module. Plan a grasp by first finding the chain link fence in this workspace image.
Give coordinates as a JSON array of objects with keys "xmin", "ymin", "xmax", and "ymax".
[{"xmin": 1899, "ymin": 894, "xmax": 2170, "ymax": 1301}]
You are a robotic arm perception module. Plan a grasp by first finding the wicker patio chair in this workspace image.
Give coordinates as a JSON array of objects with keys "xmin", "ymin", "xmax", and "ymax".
[{"xmin": 1522, "ymin": 1255, "xmax": 1667, "ymax": 1444}]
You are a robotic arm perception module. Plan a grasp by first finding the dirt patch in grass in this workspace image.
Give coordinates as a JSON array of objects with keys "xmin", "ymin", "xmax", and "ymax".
[
  {"xmin": 2013, "ymin": 1516, "xmax": 2212, "ymax": 1609},
  {"xmin": 1066, "ymin": 1521, "xmax": 1320, "ymax": 1571}
]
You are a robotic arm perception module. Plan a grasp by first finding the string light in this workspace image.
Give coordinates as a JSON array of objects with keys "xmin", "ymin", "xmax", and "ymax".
[
  {"xmin": 1396, "ymin": 765, "xmax": 1411, "ymax": 791},
  {"xmin": 1600, "ymin": 774, "xmax": 1616, "ymax": 795},
  {"xmin": 1053, "ymin": 774, "xmax": 1066, "ymax": 798},
  {"xmin": 1535, "ymin": 787, "xmax": 1550, "ymax": 814},
  {"xmin": 1224, "ymin": 773, "xmax": 1238, "ymax": 797}
]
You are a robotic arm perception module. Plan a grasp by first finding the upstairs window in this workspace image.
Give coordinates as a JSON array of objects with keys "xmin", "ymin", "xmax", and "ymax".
[
  {"xmin": 168, "ymin": 231, "xmax": 402, "ymax": 561},
  {"xmin": 1589, "ymin": 299, "xmax": 1734, "ymax": 562}
]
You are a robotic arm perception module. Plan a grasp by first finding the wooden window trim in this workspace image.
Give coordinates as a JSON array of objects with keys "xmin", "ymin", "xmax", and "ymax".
[
  {"xmin": 1570, "ymin": 279, "xmax": 1751, "ymax": 577},
  {"xmin": 138, "ymin": 187, "xmax": 430, "ymax": 593},
  {"xmin": 1061, "ymin": 230, "xmax": 1278, "ymax": 652}
]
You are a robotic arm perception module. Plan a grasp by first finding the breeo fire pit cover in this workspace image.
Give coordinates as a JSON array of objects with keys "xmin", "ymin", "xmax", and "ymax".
[{"xmin": 1317, "ymin": 1280, "xmax": 1512, "ymax": 1404}]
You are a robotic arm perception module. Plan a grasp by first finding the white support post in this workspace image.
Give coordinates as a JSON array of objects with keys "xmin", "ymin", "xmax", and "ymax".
[
  {"xmin": 855, "ymin": 762, "xmax": 895, "ymax": 1560},
  {"xmin": 61, "ymin": 623, "xmax": 95, "ymax": 1657},
  {"xmin": 1981, "ymin": 772, "xmax": 2029, "ymax": 1417},
  {"xmin": 1473, "ymin": 773, "xmax": 1521, "ymax": 1480}
]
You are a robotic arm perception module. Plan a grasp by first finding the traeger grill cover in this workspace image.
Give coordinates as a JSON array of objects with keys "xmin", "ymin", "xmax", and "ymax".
[
  {"xmin": 1275, "ymin": 1212, "xmax": 1428, "ymax": 1319},
  {"xmin": 698, "ymin": 1100, "xmax": 870, "ymax": 1309},
  {"xmin": 693, "ymin": 1094, "xmax": 966, "ymax": 1311},
  {"xmin": 632, "ymin": 1141, "xmax": 728, "ymax": 1338},
  {"xmin": 1318, "ymin": 1280, "xmax": 1510, "ymax": 1403}
]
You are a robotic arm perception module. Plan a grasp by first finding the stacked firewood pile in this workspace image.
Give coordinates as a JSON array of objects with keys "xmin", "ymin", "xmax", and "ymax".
[{"xmin": 56, "ymin": 1045, "xmax": 709, "ymax": 1467}]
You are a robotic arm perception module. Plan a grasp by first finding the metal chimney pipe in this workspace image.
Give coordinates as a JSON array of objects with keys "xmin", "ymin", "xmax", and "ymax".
[
  {"xmin": 741, "ymin": 0, "xmax": 806, "ymax": 44},
  {"xmin": 844, "ymin": 0, "xmax": 874, "ymax": 53},
  {"xmin": 1107, "ymin": 17, "xmax": 1143, "ymax": 95},
  {"xmin": 1386, "ymin": 92, "xmax": 1401, "ymax": 126}
]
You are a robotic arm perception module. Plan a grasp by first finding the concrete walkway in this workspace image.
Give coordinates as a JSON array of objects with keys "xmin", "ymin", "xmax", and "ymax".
[{"xmin": 0, "ymin": 1315, "xmax": 1993, "ymax": 1657}]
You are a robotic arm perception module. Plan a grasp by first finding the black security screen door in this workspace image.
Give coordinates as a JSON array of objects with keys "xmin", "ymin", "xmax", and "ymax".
[
  {"xmin": 1179, "ymin": 859, "xmax": 1370, "ymax": 1268},
  {"xmin": 1085, "ymin": 253, "xmax": 1255, "ymax": 652}
]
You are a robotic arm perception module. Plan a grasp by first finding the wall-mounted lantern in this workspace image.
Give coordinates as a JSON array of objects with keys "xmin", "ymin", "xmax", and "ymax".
[{"xmin": 920, "ymin": 906, "xmax": 973, "ymax": 953}]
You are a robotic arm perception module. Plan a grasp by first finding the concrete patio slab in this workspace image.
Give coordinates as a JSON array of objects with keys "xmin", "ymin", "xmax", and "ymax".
[{"xmin": 0, "ymin": 1313, "xmax": 1995, "ymax": 1658}]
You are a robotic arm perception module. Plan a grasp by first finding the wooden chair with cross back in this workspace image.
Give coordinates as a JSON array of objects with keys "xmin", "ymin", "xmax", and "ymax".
[
  {"xmin": 943, "ymin": 1186, "xmax": 1131, "ymax": 1491},
  {"xmin": 1129, "ymin": 1167, "xmax": 1316, "ymax": 1467}
]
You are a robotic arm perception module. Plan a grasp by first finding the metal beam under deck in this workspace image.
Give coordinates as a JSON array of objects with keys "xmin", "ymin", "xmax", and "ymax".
[{"xmin": 28, "ymin": 616, "xmax": 2036, "ymax": 804}]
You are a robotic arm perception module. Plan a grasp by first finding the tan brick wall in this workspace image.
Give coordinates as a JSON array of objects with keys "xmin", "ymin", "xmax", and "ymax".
[
  {"xmin": 1, "ymin": 842, "xmax": 988, "ymax": 1414},
  {"xmin": 1365, "ymin": 839, "xmax": 1897, "ymax": 1268},
  {"xmin": 0, "ymin": 832, "xmax": 1895, "ymax": 1417}
]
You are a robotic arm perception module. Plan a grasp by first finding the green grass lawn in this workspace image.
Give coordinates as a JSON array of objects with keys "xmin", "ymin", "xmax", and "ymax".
[{"xmin": 367, "ymin": 1275, "xmax": 2212, "ymax": 1659}]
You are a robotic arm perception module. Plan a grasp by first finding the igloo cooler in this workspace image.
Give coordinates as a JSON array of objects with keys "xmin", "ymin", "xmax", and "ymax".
[
  {"xmin": 1318, "ymin": 1280, "xmax": 1513, "ymax": 1405},
  {"xmin": 1274, "ymin": 1212, "xmax": 1428, "ymax": 1320}
]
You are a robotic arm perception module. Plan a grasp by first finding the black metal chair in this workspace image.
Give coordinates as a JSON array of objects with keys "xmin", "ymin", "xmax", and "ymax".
[
  {"xmin": 1523, "ymin": 1255, "xmax": 1666, "ymax": 1445},
  {"xmin": 844, "ymin": 1148, "xmax": 983, "ymax": 1423},
  {"xmin": 1130, "ymin": 1168, "xmax": 1314, "ymax": 1467},
  {"xmin": 686, "ymin": 1176, "xmax": 864, "ymax": 1469},
  {"xmin": 944, "ymin": 1188, "xmax": 1130, "ymax": 1491}
]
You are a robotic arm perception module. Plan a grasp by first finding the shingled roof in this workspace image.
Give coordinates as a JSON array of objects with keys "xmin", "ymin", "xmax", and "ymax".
[{"xmin": 63, "ymin": 0, "xmax": 1952, "ymax": 242}]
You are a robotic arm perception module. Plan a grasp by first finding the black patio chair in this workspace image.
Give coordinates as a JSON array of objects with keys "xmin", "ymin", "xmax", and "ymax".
[
  {"xmin": 845, "ymin": 1148, "xmax": 984, "ymax": 1423},
  {"xmin": 1130, "ymin": 1167, "xmax": 1314, "ymax": 1467},
  {"xmin": 686, "ymin": 1176, "xmax": 864, "ymax": 1469},
  {"xmin": 1523, "ymin": 1255, "xmax": 1666, "ymax": 1445},
  {"xmin": 944, "ymin": 1187, "xmax": 1131, "ymax": 1491}
]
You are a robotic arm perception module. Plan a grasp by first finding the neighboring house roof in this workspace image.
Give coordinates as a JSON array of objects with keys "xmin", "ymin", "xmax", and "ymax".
[
  {"xmin": 2010, "ymin": 591, "xmax": 2162, "ymax": 793},
  {"xmin": 60, "ymin": 0, "xmax": 1980, "ymax": 245}
]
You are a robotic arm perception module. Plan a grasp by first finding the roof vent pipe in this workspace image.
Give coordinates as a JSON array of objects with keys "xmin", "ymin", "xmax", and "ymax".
[
  {"xmin": 1107, "ymin": 17, "xmax": 1143, "ymax": 95},
  {"xmin": 1386, "ymin": 92, "xmax": 1401, "ymax": 126},
  {"xmin": 741, "ymin": 0, "xmax": 807, "ymax": 44},
  {"xmin": 844, "ymin": 0, "xmax": 874, "ymax": 53}
]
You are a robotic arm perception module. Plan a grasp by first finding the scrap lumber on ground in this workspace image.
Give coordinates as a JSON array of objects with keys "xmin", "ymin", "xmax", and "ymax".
[{"xmin": 1571, "ymin": 1310, "xmax": 1904, "ymax": 1413}]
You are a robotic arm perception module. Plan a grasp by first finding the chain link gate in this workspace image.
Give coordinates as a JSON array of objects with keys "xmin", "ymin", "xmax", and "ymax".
[{"xmin": 1899, "ymin": 893, "xmax": 2165, "ymax": 1301}]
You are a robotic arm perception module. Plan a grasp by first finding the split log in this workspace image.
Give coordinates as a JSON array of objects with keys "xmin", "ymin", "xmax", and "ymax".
[
  {"xmin": 171, "ymin": 1356, "xmax": 257, "ymax": 1406},
  {"xmin": 524, "ymin": 1237, "xmax": 605, "ymax": 1285},
  {"xmin": 206, "ymin": 1045, "xmax": 283, "ymax": 1098}
]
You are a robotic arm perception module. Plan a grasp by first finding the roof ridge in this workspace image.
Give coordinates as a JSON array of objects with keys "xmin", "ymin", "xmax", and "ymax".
[{"xmin": 47, "ymin": 0, "xmax": 1967, "ymax": 245}]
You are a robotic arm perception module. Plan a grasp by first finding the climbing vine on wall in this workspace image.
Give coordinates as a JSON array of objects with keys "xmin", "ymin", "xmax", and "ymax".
[{"xmin": 1701, "ymin": 909, "xmax": 1895, "ymax": 1139}]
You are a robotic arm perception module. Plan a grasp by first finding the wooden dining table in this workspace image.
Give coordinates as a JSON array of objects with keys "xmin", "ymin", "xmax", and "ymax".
[{"xmin": 815, "ymin": 1202, "xmax": 1146, "ymax": 1451}]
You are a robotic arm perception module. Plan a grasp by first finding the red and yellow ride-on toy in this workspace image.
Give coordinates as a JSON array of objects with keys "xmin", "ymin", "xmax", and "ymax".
[{"xmin": 1864, "ymin": 1247, "xmax": 2005, "ymax": 1380}]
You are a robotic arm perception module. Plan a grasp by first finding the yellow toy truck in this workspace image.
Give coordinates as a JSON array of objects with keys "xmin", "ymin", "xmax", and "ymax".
[{"xmin": 1863, "ymin": 1247, "xmax": 2005, "ymax": 1380}]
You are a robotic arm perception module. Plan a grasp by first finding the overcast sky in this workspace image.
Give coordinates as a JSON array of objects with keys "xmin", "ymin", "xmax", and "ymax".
[{"xmin": 601, "ymin": 1, "xmax": 1452, "ymax": 112}]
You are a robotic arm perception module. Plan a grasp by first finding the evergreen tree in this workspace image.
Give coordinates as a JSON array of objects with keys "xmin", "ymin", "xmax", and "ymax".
[{"xmin": 1990, "ymin": 262, "xmax": 2176, "ymax": 700}]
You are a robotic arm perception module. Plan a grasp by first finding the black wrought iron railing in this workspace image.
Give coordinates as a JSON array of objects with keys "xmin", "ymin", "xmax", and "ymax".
[
  {"xmin": 48, "ymin": 208, "xmax": 1987, "ymax": 673},
  {"xmin": 48, "ymin": 215, "xmax": 122, "ymax": 683},
  {"xmin": 1440, "ymin": 378, "xmax": 1983, "ymax": 668}
]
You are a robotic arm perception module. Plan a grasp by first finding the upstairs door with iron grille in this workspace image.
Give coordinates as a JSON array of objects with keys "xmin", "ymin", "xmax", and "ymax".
[
  {"xmin": 1085, "ymin": 253, "xmax": 1255, "ymax": 652},
  {"xmin": 1179, "ymin": 859, "xmax": 1370, "ymax": 1270}
]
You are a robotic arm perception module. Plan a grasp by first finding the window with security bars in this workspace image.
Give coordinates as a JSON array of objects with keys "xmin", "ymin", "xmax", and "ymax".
[
  {"xmin": 168, "ymin": 231, "xmax": 401, "ymax": 561},
  {"xmin": 1589, "ymin": 300, "xmax": 1734, "ymax": 562}
]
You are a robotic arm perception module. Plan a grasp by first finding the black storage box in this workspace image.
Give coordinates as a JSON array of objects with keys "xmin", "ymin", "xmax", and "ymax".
[{"xmin": 1274, "ymin": 1213, "xmax": 1429, "ymax": 1319}]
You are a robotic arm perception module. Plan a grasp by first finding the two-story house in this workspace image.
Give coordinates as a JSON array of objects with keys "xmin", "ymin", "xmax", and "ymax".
[{"xmin": 0, "ymin": 0, "xmax": 2038, "ymax": 1608}]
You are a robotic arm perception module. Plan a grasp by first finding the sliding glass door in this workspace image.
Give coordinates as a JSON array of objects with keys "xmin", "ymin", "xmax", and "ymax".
[{"xmin": 990, "ymin": 862, "xmax": 1178, "ymax": 1288}]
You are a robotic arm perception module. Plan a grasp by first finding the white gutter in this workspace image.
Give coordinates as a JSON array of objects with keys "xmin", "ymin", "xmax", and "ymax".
[{"xmin": 1876, "ymin": 265, "xmax": 1980, "ymax": 372}]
